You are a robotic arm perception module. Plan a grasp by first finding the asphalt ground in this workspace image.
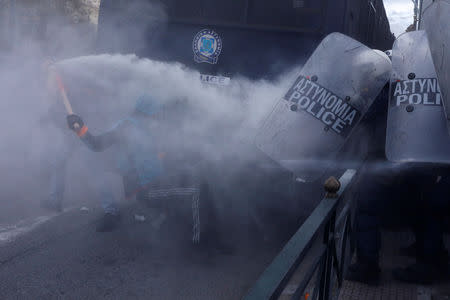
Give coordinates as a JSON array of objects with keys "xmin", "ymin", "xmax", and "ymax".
[{"xmin": 0, "ymin": 202, "xmax": 292, "ymax": 300}]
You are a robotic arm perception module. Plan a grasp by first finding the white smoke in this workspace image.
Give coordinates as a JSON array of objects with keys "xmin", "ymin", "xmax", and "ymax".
[
  {"xmin": 54, "ymin": 53, "xmax": 295, "ymax": 156},
  {"xmin": 0, "ymin": 44, "xmax": 299, "ymax": 224},
  {"xmin": 0, "ymin": 0, "xmax": 312, "ymax": 229}
]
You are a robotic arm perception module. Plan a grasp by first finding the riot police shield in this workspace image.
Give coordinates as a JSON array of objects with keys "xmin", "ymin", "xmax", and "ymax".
[
  {"xmin": 420, "ymin": 0, "xmax": 450, "ymax": 132},
  {"xmin": 255, "ymin": 32, "xmax": 392, "ymax": 181},
  {"xmin": 386, "ymin": 30, "xmax": 450, "ymax": 163}
]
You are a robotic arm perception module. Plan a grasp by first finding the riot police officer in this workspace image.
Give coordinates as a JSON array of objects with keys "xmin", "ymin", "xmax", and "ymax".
[{"xmin": 346, "ymin": 30, "xmax": 450, "ymax": 285}]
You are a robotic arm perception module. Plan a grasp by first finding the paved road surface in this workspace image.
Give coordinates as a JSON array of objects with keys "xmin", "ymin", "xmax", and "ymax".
[{"xmin": 0, "ymin": 204, "xmax": 291, "ymax": 299}]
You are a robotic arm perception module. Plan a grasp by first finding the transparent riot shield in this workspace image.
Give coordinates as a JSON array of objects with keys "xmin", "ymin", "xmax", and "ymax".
[
  {"xmin": 255, "ymin": 32, "xmax": 392, "ymax": 181},
  {"xmin": 420, "ymin": 0, "xmax": 450, "ymax": 132},
  {"xmin": 385, "ymin": 30, "xmax": 450, "ymax": 163}
]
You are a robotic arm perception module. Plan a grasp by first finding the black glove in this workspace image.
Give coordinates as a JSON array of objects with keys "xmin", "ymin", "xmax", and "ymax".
[{"xmin": 67, "ymin": 114, "xmax": 84, "ymax": 131}]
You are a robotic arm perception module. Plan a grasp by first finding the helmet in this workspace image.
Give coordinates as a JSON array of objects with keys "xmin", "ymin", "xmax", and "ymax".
[{"xmin": 373, "ymin": 49, "xmax": 392, "ymax": 63}]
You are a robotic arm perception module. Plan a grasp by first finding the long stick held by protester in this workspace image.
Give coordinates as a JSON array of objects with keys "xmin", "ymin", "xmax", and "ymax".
[{"xmin": 49, "ymin": 67, "xmax": 79, "ymax": 129}]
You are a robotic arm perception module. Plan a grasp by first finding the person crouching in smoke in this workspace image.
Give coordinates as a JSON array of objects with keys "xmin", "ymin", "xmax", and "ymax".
[{"xmin": 66, "ymin": 95, "xmax": 164, "ymax": 232}]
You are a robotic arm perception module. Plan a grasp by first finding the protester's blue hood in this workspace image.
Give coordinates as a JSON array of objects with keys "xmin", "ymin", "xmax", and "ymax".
[{"xmin": 135, "ymin": 94, "xmax": 161, "ymax": 116}]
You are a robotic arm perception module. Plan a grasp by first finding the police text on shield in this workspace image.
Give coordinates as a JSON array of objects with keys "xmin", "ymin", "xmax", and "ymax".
[
  {"xmin": 284, "ymin": 76, "xmax": 361, "ymax": 138},
  {"xmin": 391, "ymin": 78, "xmax": 441, "ymax": 107}
]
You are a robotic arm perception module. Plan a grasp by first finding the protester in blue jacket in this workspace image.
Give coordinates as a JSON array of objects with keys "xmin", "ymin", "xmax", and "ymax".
[{"xmin": 67, "ymin": 95, "xmax": 164, "ymax": 232}]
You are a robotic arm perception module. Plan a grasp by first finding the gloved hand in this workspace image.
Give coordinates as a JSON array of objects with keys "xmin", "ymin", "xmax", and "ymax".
[{"xmin": 67, "ymin": 114, "xmax": 84, "ymax": 131}]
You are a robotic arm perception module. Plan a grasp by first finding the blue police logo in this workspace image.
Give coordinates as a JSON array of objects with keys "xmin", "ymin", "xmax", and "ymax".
[{"xmin": 192, "ymin": 29, "xmax": 222, "ymax": 64}]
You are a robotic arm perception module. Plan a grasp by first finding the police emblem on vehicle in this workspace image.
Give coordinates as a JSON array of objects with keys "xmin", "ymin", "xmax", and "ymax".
[{"xmin": 192, "ymin": 29, "xmax": 222, "ymax": 64}]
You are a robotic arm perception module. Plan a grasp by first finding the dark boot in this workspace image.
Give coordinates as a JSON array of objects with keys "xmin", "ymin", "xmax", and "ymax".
[
  {"xmin": 345, "ymin": 260, "xmax": 381, "ymax": 285},
  {"xmin": 96, "ymin": 213, "xmax": 121, "ymax": 232}
]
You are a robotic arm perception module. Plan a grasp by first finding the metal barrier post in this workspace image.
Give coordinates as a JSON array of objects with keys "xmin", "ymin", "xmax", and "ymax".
[
  {"xmin": 244, "ymin": 169, "xmax": 356, "ymax": 300},
  {"xmin": 318, "ymin": 211, "xmax": 336, "ymax": 300}
]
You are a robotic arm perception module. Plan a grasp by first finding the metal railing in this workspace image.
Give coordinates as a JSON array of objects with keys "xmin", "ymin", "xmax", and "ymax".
[{"xmin": 244, "ymin": 169, "xmax": 357, "ymax": 300}]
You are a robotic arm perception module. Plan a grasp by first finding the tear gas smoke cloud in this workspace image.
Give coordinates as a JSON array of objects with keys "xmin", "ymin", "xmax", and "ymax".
[
  {"xmin": 0, "ymin": 0, "xmax": 302, "ymax": 224},
  {"xmin": 52, "ymin": 54, "xmax": 307, "ymax": 226},
  {"xmin": 0, "ymin": 1, "xmax": 108, "ymax": 223},
  {"xmin": 0, "ymin": 0, "xmax": 356, "ymax": 229},
  {"xmin": 55, "ymin": 54, "xmax": 293, "ymax": 151}
]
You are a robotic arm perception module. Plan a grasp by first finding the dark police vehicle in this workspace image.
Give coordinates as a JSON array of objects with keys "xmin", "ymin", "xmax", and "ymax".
[{"xmin": 97, "ymin": 0, "xmax": 393, "ymax": 80}]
